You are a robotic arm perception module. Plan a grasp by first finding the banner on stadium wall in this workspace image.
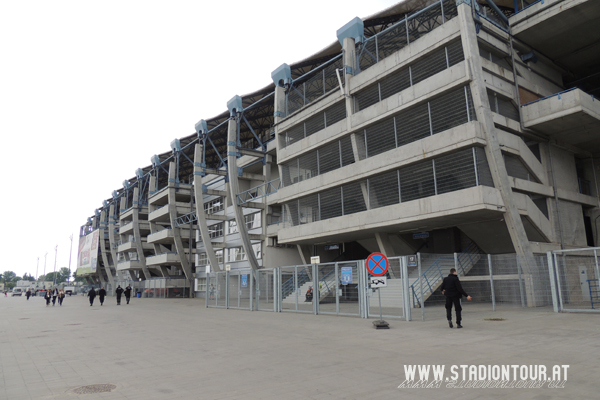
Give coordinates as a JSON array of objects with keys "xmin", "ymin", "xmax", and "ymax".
[{"xmin": 76, "ymin": 229, "xmax": 100, "ymax": 275}]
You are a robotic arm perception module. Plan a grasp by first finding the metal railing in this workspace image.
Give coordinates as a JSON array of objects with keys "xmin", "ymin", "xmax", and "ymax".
[
  {"xmin": 236, "ymin": 178, "xmax": 281, "ymax": 206},
  {"xmin": 521, "ymin": 87, "xmax": 580, "ymax": 107},
  {"xmin": 589, "ymin": 279, "xmax": 599, "ymax": 309},
  {"xmin": 174, "ymin": 211, "xmax": 197, "ymax": 228}
]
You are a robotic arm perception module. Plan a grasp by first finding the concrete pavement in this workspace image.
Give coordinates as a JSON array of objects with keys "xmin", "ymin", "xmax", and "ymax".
[{"xmin": 1, "ymin": 293, "xmax": 598, "ymax": 399}]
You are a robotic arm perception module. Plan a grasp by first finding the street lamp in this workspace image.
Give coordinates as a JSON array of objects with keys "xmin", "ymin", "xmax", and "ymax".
[
  {"xmin": 52, "ymin": 245, "xmax": 58, "ymax": 286},
  {"xmin": 68, "ymin": 234, "xmax": 73, "ymax": 283}
]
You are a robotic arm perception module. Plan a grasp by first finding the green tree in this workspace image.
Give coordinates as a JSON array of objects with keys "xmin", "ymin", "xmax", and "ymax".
[
  {"xmin": 22, "ymin": 273, "xmax": 35, "ymax": 281},
  {"xmin": 2, "ymin": 271, "xmax": 16, "ymax": 284},
  {"xmin": 42, "ymin": 268, "xmax": 71, "ymax": 284}
]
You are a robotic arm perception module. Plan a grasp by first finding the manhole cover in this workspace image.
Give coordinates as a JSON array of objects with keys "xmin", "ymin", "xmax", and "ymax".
[
  {"xmin": 71, "ymin": 384, "xmax": 116, "ymax": 394},
  {"xmin": 484, "ymin": 318, "xmax": 506, "ymax": 321}
]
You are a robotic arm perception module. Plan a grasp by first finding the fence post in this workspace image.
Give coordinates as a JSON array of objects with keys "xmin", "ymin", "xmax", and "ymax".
[
  {"xmin": 313, "ymin": 263, "xmax": 319, "ymax": 315},
  {"xmin": 402, "ymin": 256, "xmax": 411, "ymax": 321},
  {"xmin": 225, "ymin": 271, "xmax": 230, "ymax": 309},
  {"xmin": 555, "ymin": 253, "xmax": 565, "ymax": 311},
  {"xmin": 488, "ymin": 254, "xmax": 496, "ymax": 311},
  {"xmin": 516, "ymin": 256, "xmax": 526, "ymax": 308},
  {"xmin": 594, "ymin": 250, "xmax": 600, "ymax": 288},
  {"xmin": 418, "ymin": 252, "xmax": 424, "ymax": 321},
  {"xmin": 454, "ymin": 252, "xmax": 459, "ymax": 275}
]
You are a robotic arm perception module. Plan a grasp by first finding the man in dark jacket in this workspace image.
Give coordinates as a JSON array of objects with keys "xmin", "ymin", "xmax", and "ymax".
[
  {"xmin": 98, "ymin": 287, "xmax": 107, "ymax": 306},
  {"xmin": 115, "ymin": 285, "xmax": 124, "ymax": 305},
  {"xmin": 88, "ymin": 288, "xmax": 97, "ymax": 306},
  {"xmin": 441, "ymin": 268, "xmax": 472, "ymax": 328},
  {"xmin": 124, "ymin": 285, "xmax": 132, "ymax": 304}
]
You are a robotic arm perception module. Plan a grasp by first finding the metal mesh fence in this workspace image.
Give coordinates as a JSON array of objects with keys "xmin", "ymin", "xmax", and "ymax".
[
  {"xmin": 356, "ymin": 0, "xmax": 457, "ymax": 74},
  {"xmin": 282, "ymin": 85, "xmax": 476, "ymax": 188},
  {"xmin": 283, "ymin": 146, "xmax": 493, "ymax": 227},
  {"xmin": 206, "ymin": 273, "xmax": 226, "ymax": 308},
  {"xmin": 228, "ymin": 270, "xmax": 253, "ymax": 310},
  {"xmin": 552, "ymin": 250, "xmax": 600, "ymax": 311},
  {"xmin": 280, "ymin": 265, "xmax": 314, "ymax": 313},
  {"xmin": 367, "ymin": 256, "xmax": 406, "ymax": 319},
  {"xmin": 256, "ymin": 269, "xmax": 276, "ymax": 311}
]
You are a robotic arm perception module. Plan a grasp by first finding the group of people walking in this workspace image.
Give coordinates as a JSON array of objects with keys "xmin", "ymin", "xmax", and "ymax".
[
  {"xmin": 87, "ymin": 285, "xmax": 132, "ymax": 306},
  {"xmin": 43, "ymin": 288, "xmax": 65, "ymax": 306}
]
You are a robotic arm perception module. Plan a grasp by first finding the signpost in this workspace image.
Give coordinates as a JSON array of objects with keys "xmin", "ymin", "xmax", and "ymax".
[
  {"xmin": 366, "ymin": 252, "xmax": 390, "ymax": 329},
  {"xmin": 341, "ymin": 267, "xmax": 353, "ymax": 285}
]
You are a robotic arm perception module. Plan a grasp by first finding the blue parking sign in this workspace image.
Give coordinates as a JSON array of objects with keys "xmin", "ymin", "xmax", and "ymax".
[
  {"xmin": 341, "ymin": 267, "xmax": 353, "ymax": 285},
  {"xmin": 241, "ymin": 274, "xmax": 248, "ymax": 288}
]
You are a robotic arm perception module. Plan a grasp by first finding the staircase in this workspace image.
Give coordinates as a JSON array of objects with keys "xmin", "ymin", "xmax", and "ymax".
[
  {"xmin": 409, "ymin": 242, "xmax": 481, "ymax": 308},
  {"xmin": 281, "ymin": 268, "xmax": 360, "ymax": 304}
]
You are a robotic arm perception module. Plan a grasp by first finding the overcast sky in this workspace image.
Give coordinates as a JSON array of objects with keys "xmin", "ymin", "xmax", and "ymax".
[{"xmin": 0, "ymin": 0, "xmax": 403, "ymax": 280}]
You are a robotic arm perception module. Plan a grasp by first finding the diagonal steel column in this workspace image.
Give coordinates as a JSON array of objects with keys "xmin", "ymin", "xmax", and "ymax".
[
  {"xmin": 193, "ymin": 143, "xmax": 222, "ymax": 274},
  {"xmin": 132, "ymin": 187, "xmax": 151, "ymax": 280},
  {"xmin": 167, "ymin": 162, "xmax": 194, "ymax": 294},
  {"xmin": 226, "ymin": 117, "xmax": 260, "ymax": 272},
  {"xmin": 98, "ymin": 209, "xmax": 116, "ymax": 286}
]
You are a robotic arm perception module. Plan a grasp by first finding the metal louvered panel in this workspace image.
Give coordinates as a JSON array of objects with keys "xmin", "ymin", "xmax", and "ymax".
[
  {"xmin": 304, "ymin": 113, "xmax": 325, "ymax": 138},
  {"xmin": 400, "ymin": 161, "xmax": 435, "ymax": 203},
  {"xmin": 366, "ymin": 117, "xmax": 396, "ymax": 157},
  {"xmin": 380, "ymin": 67, "xmax": 411, "ymax": 101},
  {"xmin": 395, "ymin": 103, "xmax": 431, "ymax": 147},
  {"xmin": 497, "ymin": 96, "xmax": 520, "ymax": 121},
  {"xmin": 324, "ymin": 101, "xmax": 346, "ymax": 127},
  {"xmin": 320, "ymin": 187, "xmax": 343, "ymax": 221},
  {"xmin": 281, "ymin": 160, "xmax": 298, "ymax": 187},
  {"xmin": 434, "ymin": 148, "xmax": 477, "ymax": 195},
  {"xmin": 285, "ymin": 124, "xmax": 305, "ymax": 148},
  {"xmin": 429, "ymin": 88, "xmax": 469, "ymax": 134},
  {"xmin": 475, "ymin": 147, "xmax": 494, "ymax": 187},
  {"xmin": 299, "ymin": 193, "xmax": 319, "ymax": 225},
  {"xmin": 369, "ymin": 170, "xmax": 399, "ymax": 209},
  {"xmin": 411, "ymin": 47, "xmax": 448, "ymax": 85},
  {"xmin": 446, "ymin": 40, "xmax": 465, "ymax": 67},
  {"xmin": 504, "ymin": 153, "xmax": 537, "ymax": 182},
  {"xmin": 342, "ymin": 181, "xmax": 367, "ymax": 215},
  {"xmin": 298, "ymin": 151, "xmax": 318, "ymax": 182},
  {"xmin": 466, "ymin": 86, "xmax": 476, "ymax": 121},
  {"xmin": 319, "ymin": 141, "xmax": 341, "ymax": 175},
  {"xmin": 354, "ymin": 83, "xmax": 380, "ymax": 112},
  {"xmin": 340, "ymin": 136, "xmax": 356, "ymax": 167},
  {"xmin": 286, "ymin": 201, "xmax": 300, "ymax": 227}
]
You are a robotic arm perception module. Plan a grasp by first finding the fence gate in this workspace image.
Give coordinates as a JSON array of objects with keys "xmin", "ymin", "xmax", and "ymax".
[
  {"xmin": 549, "ymin": 248, "xmax": 600, "ymax": 313},
  {"xmin": 316, "ymin": 262, "xmax": 362, "ymax": 317},
  {"xmin": 228, "ymin": 269, "xmax": 253, "ymax": 310},
  {"xmin": 206, "ymin": 271, "xmax": 227, "ymax": 308},
  {"xmin": 279, "ymin": 265, "xmax": 314, "ymax": 313},
  {"xmin": 256, "ymin": 269, "xmax": 276, "ymax": 312}
]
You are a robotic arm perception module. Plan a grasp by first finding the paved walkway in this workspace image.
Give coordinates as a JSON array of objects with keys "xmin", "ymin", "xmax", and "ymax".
[{"xmin": 1, "ymin": 294, "xmax": 598, "ymax": 399}]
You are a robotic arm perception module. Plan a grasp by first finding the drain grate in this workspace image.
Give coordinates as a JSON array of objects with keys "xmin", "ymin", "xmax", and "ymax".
[
  {"xmin": 71, "ymin": 384, "xmax": 116, "ymax": 394},
  {"xmin": 484, "ymin": 318, "xmax": 506, "ymax": 321}
]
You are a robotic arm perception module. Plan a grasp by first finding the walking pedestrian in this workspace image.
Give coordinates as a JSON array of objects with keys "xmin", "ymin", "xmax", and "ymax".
[
  {"xmin": 58, "ymin": 289, "xmax": 65, "ymax": 306},
  {"xmin": 26, "ymin": 288, "xmax": 31, "ymax": 300},
  {"xmin": 88, "ymin": 287, "xmax": 97, "ymax": 306},
  {"xmin": 51, "ymin": 287, "xmax": 58, "ymax": 306},
  {"xmin": 98, "ymin": 287, "xmax": 107, "ymax": 306},
  {"xmin": 441, "ymin": 268, "xmax": 472, "ymax": 329},
  {"xmin": 115, "ymin": 285, "xmax": 124, "ymax": 305},
  {"xmin": 44, "ymin": 289, "xmax": 51, "ymax": 306},
  {"xmin": 124, "ymin": 284, "xmax": 132, "ymax": 304}
]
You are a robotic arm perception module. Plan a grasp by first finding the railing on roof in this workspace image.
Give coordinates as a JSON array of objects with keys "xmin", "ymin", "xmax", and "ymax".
[
  {"xmin": 513, "ymin": 0, "xmax": 545, "ymax": 15},
  {"xmin": 285, "ymin": 53, "xmax": 344, "ymax": 116},
  {"xmin": 356, "ymin": 0, "xmax": 459, "ymax": 74}
]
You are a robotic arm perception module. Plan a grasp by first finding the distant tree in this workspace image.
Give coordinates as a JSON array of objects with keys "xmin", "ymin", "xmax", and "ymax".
[
  {"xmin": 22, "ymin": 273, "xmax": 35, "ymax": 281},
  {"xmin": 2, "ymin": 271, "xmax": 16, "ymax": 284},
  {"xmin": 57, "ymin": 268, "xmax": 70, "ymax": 283}
]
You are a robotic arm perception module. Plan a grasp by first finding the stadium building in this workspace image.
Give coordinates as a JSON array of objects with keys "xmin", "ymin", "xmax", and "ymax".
[{"xmin": 77, "ymin": 0, "xmax": 600, "ymax": 304}]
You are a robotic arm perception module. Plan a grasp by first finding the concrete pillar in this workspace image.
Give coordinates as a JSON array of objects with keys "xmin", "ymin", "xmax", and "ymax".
[
  {"xmin": 457, "ymin": 4, "xmax": 535, "ymax": 271},
  {"xmin": 226, "ymin": 117, "xmax": 261, "ymax": 272},
  {"xmin": 108, "ymin": 204, "xmax": 120, "ymax": 279}
]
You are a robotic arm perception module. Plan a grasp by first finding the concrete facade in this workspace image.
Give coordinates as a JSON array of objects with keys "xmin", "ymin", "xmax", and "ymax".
[{"xmin": 78, "ymin": 0, "xmax": 600, "ymax": 299}]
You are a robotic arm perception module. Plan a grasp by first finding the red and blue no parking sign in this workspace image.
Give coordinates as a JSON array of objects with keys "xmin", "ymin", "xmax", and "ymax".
[{"xmin": 366, "ymin": 252, "xmax": 389, "ymax": 276}]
